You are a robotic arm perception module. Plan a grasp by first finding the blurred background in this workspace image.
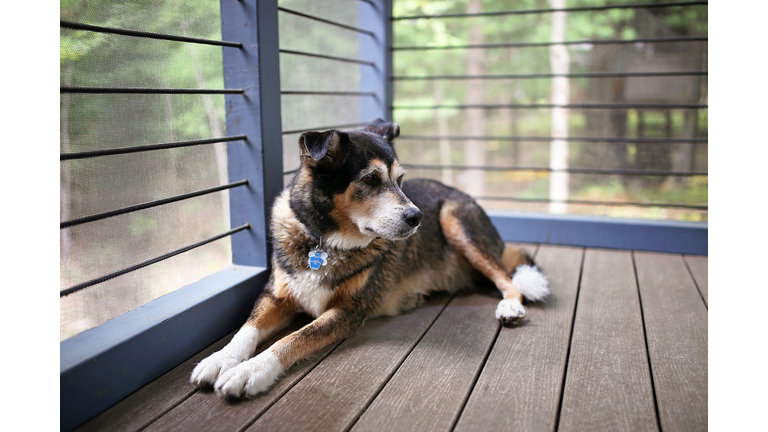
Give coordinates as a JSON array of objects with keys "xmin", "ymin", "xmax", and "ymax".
[{"xmin": 60, "ymin": 0, "xmax": 707, "ymax": 340}]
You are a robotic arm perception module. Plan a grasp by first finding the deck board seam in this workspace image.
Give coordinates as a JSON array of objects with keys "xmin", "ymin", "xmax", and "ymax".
[
  {"xmin": 632, "ymin": 251, "xmax": 663, "ymax": 432},
  {"xmin": 343, "ymin": 293, "xmax": 456, "ymax": 432},
  {"xmin": 682, "ymin": 255, "xmax": 708, "ymax": 310},
  {"xmin": 135, "ymin": 388, "xmax": 199, "ymax": 432},
  {"xmin": 236, "ymin": 340, "xmax": 345, "ymax": 432},
  {"xmin": 553, "ymin": 247, "xmax": 586, "ymax": 432}
]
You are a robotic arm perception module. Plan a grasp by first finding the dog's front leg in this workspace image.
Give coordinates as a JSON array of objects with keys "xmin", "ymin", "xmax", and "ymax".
[
  {"xmin": 190, "ymin": 286, "xmax": 295, "ymax": 388},
  {"xmin": 213, "ymin": 303, "xmax": 363, "ymax": 398}
]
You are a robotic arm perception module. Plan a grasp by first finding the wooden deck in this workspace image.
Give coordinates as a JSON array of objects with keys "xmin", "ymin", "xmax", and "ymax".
[{"xmin": 74, "ymin": 245, "xmax": 708, "ymax": 432}]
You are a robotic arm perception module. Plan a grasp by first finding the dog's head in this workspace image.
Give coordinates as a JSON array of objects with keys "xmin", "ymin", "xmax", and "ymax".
[{"xmin": 293, "ymin": 119, "xmax": 422, "ymax": 249}]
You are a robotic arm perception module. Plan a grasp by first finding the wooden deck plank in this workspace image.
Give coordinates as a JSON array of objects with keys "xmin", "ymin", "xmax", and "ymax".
[
  {"xmin": 349, "ymin": 290, "xmax": 501, "ymax": 432},
  {"xmin": 684, "ymin": 255, "xmax": 708, "ymax": 306},
  {"xmin": 558, "ymin": 249, "xmax": 658, "ymax": 432},
  {"xmin": 141, "ymin": 315, "xmax": 341, "ymax": 432},
  {"xmin": 634, "ymin": 252, "xmax": 708, "ymax": 432},
  {"xmin": 453, "ymin": 245, "xmax": 583, "ymax": 432},
  {"xmin": 243, "ymin": 294, "xmax": 452, "ymax": 432},
  {"xmin": 72, "ymin": 330, "xmax": 236, "ymax": 432}
]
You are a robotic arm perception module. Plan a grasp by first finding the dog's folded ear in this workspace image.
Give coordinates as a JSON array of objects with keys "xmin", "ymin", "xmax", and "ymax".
[
  {"xmin": 300, "ymin": 130, "xmax": 342, "ymax": 162},
  {"xmin": 365, "ymin": 118, "xmax": 400, "ymax": 142}
]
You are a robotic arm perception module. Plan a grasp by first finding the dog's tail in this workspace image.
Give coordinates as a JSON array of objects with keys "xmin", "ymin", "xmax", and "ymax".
[{"xmin": 502, "ymin": 246, "xmax": 550, "ymax": 301}]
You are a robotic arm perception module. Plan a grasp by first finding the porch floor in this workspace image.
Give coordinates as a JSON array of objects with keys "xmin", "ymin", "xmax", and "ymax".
[{"xmin": 74, "ymin": 244, "xmax": 708, "ymax": 432}]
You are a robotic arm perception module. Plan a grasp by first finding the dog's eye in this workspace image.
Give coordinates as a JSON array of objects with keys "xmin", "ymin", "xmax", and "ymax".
[
  {"xmin": 362, "ymin": 173, "xmax": 377, "ymax": 185},
  {"xmin": 397, "ymin": 175, "xmax": 404, "ymax": 187}
]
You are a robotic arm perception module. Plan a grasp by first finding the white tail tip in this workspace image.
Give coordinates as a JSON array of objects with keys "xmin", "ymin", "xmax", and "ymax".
[{"xmin": 512, "ymin": 265, "xmax": 550, "ymax": 302}]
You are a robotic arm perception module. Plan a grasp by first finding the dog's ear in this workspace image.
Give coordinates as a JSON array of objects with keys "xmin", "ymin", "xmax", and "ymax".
[
  {"xmin": 299, "ymin": 130, "xmax": 343, "ymax": 163},
  {"xmin": 365, "ymin": 118, "xmax": 400, "ymax": 142}
]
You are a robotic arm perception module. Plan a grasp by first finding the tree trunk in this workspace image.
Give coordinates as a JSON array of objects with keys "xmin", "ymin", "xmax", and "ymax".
[
  {"xmin": 462, "ymin": 0, "xmax": 486, "ymax": 198},
  {"xmin": 548, "ymin": 0, "xmax": 570, "ymax": 214},
  {"xmin": 434, "ymin": 80, "xmax": 453, "ymax": 186}
]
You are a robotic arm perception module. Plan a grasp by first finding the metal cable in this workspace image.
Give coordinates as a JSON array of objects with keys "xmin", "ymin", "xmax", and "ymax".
[
  {"xmin": 392, "ymin": 71, "xmax": 707, "ymax": 80},
  {"xmin": 59, "ymin": 224, "xmax": 251, "ymax": 297},
  {"xmin": 60, "ymin": 20, "xmax": 243, "ymax": 48},
  {"xmin": 60, "ymin": 135, "xmax": 247, "ymax": 160},
  {"xmin": 279, "ymin": 49, "xmax": 376, "ymax": 66},
  {"xmin": 61, "ymin": 86, "xmax": 244, "ymax": 95},
  {"xmin": 60, "ymin": 180, "xmax": 248, "ymax": 229},
  {"xmin": 281, "ymin": 90, "xmax": 377, "ymax": 97},
  {"xmin": 397, "ymin": 135, "xmax": 708, "ymax": 144},
  {"xmin": 393, "ymin": 103, "xmax": 707, "ymax": 110},
  {"xmin": 392, "ymin": 1, "xmax": 708, "ymax": 20},
  {"xmin": 278, "ymin": 7, "xmax": 375, "ymax": 36},
  {"xmin": 475, "ymin": 196, "xmax": 707, "ymax": 210},
  {"xmin": 404, "ymin": 164, "xmax": 707, "ymax": 177},
  {"xmin": 282, "ymin": 122, "xmax": 371, "ymax": 135},
  {"xmin": 392, "ymin": 36, "xmax": 707, "ymax": 51}
]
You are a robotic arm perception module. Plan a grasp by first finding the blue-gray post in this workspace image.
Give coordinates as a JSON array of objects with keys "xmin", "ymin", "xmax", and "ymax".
[
  {"xmin": 221, "ymin": 0, "xmax": 283, "ymax": 267},
  {"xmin": 359, "ymin": 0, "xmax": 393, "ymax": 123}
]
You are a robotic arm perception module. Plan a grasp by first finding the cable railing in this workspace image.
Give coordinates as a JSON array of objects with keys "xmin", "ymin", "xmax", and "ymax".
[
  {"xmin": 60, "ymin": 19, "xmax": 250, "ymax": 297},
  {"xmin": 390, "ymin": 0, "xmax": 708, "ymax": 214},
  {"xmin": 392, "ymin": 1, "xmax": 708, "ymax": 20}
]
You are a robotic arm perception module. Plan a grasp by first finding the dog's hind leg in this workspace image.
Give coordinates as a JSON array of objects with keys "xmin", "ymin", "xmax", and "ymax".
[
  {"xmin": 190, "ymin": 284, "xmax": 296, "ymax": 389},
  {"xmin": 439, "ymin": 200, "xmax": 548, "ymax": 325}
]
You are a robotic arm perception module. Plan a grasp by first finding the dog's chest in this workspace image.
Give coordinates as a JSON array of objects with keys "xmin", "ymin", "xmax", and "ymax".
[{"xmin": 283, "ymin": 253, "xmax": 350, "ymax": 318}]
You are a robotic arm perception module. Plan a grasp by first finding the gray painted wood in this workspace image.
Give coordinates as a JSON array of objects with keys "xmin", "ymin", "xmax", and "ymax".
[
  {"xmin": 142, "ymin": 315, "xmax": 336, "ymax": 432},
  {"xmin": 684, "ymin": 255, "xmax": 708, "ymax": 306},
  {"xmin": 358, "ymin": 0, "xmax": 392, "ymax": 123},
  {"xmin": 244, "ymin": 294, "xmax": 452, "ymax": 432},
  {"xmin": 634, "ymin": 252, "xmax": 708, "ymax": 432},
  {"xmin": 73, "ymin": 330, "xmax": 236, "ymax": 432},
  {"xmin": 453, "ymin": 245, "xmax": 583, "ymax": 432},
  {"xmin": 488, "ymin": 210, "xmax": 707, "ymax": 255},
  {"xmin": 222, "ymin": 0, "xmax": 283, "ymax": 267},
  {"xmin": 350, "ymin": 291, "xmax": 501, "ymax": 432},
  {"xmin": 558, "ymin": 249, "xmax": 658, "ymax": 432}
]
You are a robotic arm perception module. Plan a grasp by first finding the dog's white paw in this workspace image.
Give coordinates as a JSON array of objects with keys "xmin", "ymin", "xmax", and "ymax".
[
  {"xmin": 214, "ymin": 351, "xmax": 283, "ymax": 398},
  {"xmin": 190, "ymin": 351, "xmax": 242, "ymax": 387},
  {"xmin": 496, "ymin": 298, "xmax": 527, "ymax": 326}
]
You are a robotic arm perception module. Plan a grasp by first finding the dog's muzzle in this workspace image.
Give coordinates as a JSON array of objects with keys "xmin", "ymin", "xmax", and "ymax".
[{"xmin": 403, "ymin": 207, "xmax": 423, "ymax": 229}]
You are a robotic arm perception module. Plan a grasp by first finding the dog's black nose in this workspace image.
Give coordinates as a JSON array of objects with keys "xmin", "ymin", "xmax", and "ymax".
[{"xmin": 403, "ymin": 207, "xmax": 423, "ymax": 228}]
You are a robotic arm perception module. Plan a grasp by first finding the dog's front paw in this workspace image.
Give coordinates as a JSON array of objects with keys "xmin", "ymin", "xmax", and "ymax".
[
  {"xmin": 496, "ymin": 298, "xmax": 527, "ymax": 326},
  {"xmin": 214, "ymin": 351, "xmax": 283, "ymax": 398},
  {"xmin": 190, "ymin": 351, "xmax": 242, "ymax": 387}
]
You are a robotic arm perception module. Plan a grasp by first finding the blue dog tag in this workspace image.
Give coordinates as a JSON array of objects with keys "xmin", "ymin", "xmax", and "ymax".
[{"xmin": 308, "ymin": 250, "xmax": 328, "ymax": 270}]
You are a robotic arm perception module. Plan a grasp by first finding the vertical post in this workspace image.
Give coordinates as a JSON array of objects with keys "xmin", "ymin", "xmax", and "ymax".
[
  {"xmin": 548, "ymin": 0, "xmax": 570, "ymax": 214},
  {"xmin": 359, "ymin": 0, "xmax": 393, "ymax": 123},
  {"xmin": 221, "ymin": 0, "xmax": 283, "ymax": 267}
]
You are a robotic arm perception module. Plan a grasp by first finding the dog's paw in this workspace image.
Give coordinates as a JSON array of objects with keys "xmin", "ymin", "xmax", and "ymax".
[
  {"xmin": 190, "ymin": 351, "xmax": 242, "ymax": 387},
  {"xmin": 214, "ymin": 351, "xmax": 283, "ymax": 398},
  {"xmin": 495, "ymin": 298, "xmax": 527, "ymax": 326}
]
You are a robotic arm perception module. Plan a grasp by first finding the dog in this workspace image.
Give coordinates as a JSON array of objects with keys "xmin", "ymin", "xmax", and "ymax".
[{"xmin": 190, "ymin": 119, "xmax": 549, "ymax": 398}]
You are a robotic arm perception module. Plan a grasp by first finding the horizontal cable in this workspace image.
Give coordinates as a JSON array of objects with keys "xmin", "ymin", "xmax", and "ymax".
[
  {"xmin": 282, "ymin": 122, "xmax": 371, "ymax": 135},
  {"xmin": 278, "ymin": 7, "xmax": 375, "ymax": 36},
  {"xmin": 60, "ymin": 20, "xmax": 243, "ymax": 48},
  {"xmin": 281, "ymin": 90, "xmax": 377, "ymax": 97},
  {"xmin": 59, "ymin": 224, "xmax": 251, "ymax": 297},
  {"xmin": 60, "ymin": 135, "xmax": 247, "ymax": 160},
  {"xmin": 284, "ymin": 168, "xmax": 300, "ymax": 176},
  {"xmin": 392, "ymin": 1, "xmax": 708, "ymax": 20},
  {"xmin": 280, "ymin": 49, "xmax": 376, "ymax": 66},
  {"xmin": 397, "ymin": 135, "xmax": 708, "ymax": 144},
  {"xmin": 60, "ymin": 180, "xmax": 248, "ymax": 229},
  {"xmin": 61, "ymin": 86, "xmax": 244, "ymax": 95},
  {"xmin": 393, "ymin": 103, "xmax": 707, "ymax": 110},
  {"xmin": 392, "ymin": 36, "xmax": 707, "ymax": 51},
  {"xmin": 392, "ymin": 71, "xmax": 708, "ymax": 80},
  {"xmin": 403, "ymin": 164, "xmax": 707, "ymax": 177},
  {"xmin": 475, "ymin": 196, "xmax": 707, "ymax": 210}
]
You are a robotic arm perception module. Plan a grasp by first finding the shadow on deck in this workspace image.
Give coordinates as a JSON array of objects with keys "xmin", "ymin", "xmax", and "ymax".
[{"xmin": 74, "ymin": 244, "xmax": 708, "ymax": 432}]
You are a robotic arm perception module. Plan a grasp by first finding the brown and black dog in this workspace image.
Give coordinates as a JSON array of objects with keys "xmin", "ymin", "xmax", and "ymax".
[{"xmin": 190, "ymin": 119, "xmax": 549, "ymax": 398}]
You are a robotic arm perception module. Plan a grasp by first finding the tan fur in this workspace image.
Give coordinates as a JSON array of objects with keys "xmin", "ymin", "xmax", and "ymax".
[{"xmin": 439, "ymin": 201, "xmax": 523, "ymax": 302}]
